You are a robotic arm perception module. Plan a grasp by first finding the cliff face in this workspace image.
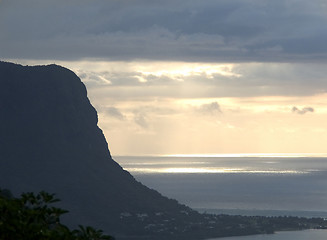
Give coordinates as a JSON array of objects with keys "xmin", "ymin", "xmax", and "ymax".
[
  {"xmin": 0, "ymin": 62, "xmax": 110, "ymax": 165},
  {"xmin": 0, "ymin": 61, "xmax": 200, "ymax": 239}
]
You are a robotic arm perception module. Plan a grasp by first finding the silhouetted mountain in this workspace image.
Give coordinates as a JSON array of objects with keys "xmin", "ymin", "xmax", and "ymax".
[
  {"xmin": 0, "ymin": 61, "xmax": 201, "ymax": 239},
  {"xmin": 1, "ymin": 61, "xmax": 326, "ymax": 240}
]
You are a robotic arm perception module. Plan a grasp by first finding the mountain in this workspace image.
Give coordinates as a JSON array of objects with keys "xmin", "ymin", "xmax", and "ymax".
[
  {"xmin": 0, "ymin": 61, "xmax": 210, "ymax": 239},
  {"xmin": 1, "ymin": 61, "xmax": 325, "ymax": 240}
]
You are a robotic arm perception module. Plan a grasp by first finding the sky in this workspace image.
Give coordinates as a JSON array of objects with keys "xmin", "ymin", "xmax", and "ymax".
[{"xmin": 1, "ymin": 0, "xmax": 327, "ymax": 155}]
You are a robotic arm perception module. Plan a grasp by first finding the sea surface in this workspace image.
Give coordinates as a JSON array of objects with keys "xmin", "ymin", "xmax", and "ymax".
[
  {"xmin": 114, "ymin": 155, "xmax": 327, "ymax": 239},
  {"xmin": 208, "ymin": 229, "xmax": 327, "ymax": 240}
]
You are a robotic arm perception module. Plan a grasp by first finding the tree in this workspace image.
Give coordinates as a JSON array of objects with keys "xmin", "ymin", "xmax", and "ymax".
[
  {"xmin": 0, "ymin": 189, "xmax": 114, "ymax": 240},
  {"xmin": 73, "ymin": 225, "xmax": 113, "ymax": 240}
]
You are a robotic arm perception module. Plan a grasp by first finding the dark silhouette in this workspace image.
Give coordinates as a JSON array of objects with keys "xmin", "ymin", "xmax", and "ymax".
[
  {"xmin": 0, "ymin": 61, "xmax": 326, "ymax": 240},
  {"xmin": 0, "ymin": 189, "xmax": 114, "ymax": 240}
]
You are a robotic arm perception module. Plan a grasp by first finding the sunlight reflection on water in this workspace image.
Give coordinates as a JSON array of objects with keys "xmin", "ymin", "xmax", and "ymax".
[
  {"xmin": 116, "ymin": 155, "xmax": 326, "ymax": 175},
  {"xmin": 115, "ymin": 156, "xmax": 327, "ymax": 213}
]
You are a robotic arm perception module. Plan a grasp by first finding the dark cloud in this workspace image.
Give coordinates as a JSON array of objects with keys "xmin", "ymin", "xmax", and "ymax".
[
  {"xmin": 292, "ymin": 106, "xmax": 314, "ymax": 115},
  {"xmin": 1, "ymin": 0, "xmax": 327, "ymax": 62}
]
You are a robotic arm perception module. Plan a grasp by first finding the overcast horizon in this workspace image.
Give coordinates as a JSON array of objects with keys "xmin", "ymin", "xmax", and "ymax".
[{"xmin": 2, "ymin": 0, "xmax": 327, "ymax": 155}]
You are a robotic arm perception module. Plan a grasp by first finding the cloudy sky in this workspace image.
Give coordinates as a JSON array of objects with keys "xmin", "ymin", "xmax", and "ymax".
[{"xmin": 1, "ymin": 0, "xmax": 327, "ymax": 155}]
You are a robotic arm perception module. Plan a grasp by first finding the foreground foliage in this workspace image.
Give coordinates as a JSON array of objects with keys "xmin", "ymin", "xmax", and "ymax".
[{"xmin": 0, "ymin": 189, "xmax": 114, "ymax": 240}]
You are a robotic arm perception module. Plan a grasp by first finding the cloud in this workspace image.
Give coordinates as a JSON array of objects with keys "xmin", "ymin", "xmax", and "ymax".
[
  {"xmin": 72, "ymin": 61, "xmax": 327, "ymax": 100},
  {"xmin": 292, "ymin": 106, "xmax": 314, "ymax": 115},
  {"xmin": 134, "ymin": 113, "xmax": 149, "ymax": 129},
  {"xmin": 78, "ymin": 71, "xmax": 112, "ymax": 87},
  {"xmin": 1, "ymin": 0, "xmax": 327, "ymax": 62},
  {"xmin": 105, "ymin": 107, "xmax": 125, "ymax": 120},
  {"xmin": 197, "ymin": 102, "xmax": 222, "ymax": 115}
]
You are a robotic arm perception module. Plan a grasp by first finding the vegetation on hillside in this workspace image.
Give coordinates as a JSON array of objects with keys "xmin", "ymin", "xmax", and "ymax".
[{"xmin": 0, "ymin": 189, "xmax": 114, "ymax": 240}]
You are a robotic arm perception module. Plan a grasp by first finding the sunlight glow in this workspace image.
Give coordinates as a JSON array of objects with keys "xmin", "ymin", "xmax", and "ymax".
[
  {"xmin": 137, "ymin": 63, "xmax": 241, "ymax": 79},
  {"xmin": 124, "ymin": 167, "xmax": 307, "ymax": 174},
  {"xmin": 162, "ymin": 153, "xmax": 327, "ymax": 158},
  {"xmin": 10, "ymin": 59, "xmax": 327, "ymax": 156}
]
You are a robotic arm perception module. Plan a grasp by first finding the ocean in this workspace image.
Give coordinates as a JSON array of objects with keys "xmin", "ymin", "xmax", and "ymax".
[
  {"xmin": 114, "ymin": 155, "xmax": 327, "ymax": 239},
  {"xmin": 208, "ymin": 229, "xmax": 327, "ymax": 240}
]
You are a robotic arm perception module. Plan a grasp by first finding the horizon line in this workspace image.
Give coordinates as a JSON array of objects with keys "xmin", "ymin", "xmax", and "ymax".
[{"xmin": 113, "ymin": 153, "xmax": 327, "ymax": 158}]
